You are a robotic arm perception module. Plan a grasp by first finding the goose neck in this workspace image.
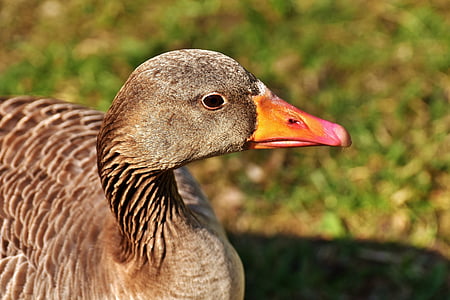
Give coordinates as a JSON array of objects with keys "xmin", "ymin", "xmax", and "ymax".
[{"xmin": 99, "ymin": 160, "xmax": 195, "ymax": 265}]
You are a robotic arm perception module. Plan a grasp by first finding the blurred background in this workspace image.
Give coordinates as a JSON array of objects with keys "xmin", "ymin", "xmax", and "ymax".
[{"xmin": 1, "ymin": 0, "xmax": 449, "ymax": 298}]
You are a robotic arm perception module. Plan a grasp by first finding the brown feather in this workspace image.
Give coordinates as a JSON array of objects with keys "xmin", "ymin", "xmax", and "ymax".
[{"xmin": 0, "ymin": 48, "xmax": 260, "ymax": 300}]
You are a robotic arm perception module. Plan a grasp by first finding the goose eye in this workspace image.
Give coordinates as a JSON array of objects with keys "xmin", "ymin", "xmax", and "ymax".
[{"xmin": 201, "ymin": 93, "xmax": 226, "ymax": 110}]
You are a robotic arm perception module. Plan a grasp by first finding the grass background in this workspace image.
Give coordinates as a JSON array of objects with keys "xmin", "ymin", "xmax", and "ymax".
[{"xmin": 1, "ymin": 0, "xmax": 449, "ymax": 298}]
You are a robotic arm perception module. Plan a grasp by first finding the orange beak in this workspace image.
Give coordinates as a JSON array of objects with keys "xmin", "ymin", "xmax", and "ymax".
[{"xmin": 247, "ymin": 89, "xmax": 352, "ymax": 149}]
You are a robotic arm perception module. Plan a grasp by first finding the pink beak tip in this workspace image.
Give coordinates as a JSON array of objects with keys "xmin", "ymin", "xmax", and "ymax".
[{"xmin": 333, "ymin": 124, "xmax": 352, "ymax": 147}]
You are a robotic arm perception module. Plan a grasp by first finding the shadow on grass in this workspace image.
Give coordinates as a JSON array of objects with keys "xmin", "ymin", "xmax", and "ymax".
[{"xmin": 229, "ymin": 233, "xmax": 449, "ymax": 300}]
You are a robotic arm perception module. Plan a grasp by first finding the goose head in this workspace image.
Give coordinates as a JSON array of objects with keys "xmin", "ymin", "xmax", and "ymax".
[{"xmin": 98, "ymin": 49, "xmax": 351, "ymax": 171}]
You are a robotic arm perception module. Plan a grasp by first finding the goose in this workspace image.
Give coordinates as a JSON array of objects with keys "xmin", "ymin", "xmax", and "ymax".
[{"xmin": 0, "ymin": 49, "xmax": 351, "ymax": 299}]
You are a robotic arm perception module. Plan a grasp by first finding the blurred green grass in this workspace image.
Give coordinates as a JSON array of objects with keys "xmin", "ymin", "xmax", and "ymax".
[{"xmin": 1, "ymin": 0, "xmax": 449, "ymax": 298}]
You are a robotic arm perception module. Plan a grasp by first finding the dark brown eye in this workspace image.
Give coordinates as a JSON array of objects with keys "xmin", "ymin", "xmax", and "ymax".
[{"xmin": 201, "ymin": 93, "xmax": 226, "ymax": 110}]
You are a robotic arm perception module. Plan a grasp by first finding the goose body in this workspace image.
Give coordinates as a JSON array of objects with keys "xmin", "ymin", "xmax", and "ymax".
[{"xmin": 0, "ymin": 49, "xmax": 350, "ymax": 299}]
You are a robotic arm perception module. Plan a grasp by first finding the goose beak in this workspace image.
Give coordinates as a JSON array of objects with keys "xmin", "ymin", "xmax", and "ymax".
[{"xmin": 247, "ymin": 89, "xmax": 352, "ymax": 149}]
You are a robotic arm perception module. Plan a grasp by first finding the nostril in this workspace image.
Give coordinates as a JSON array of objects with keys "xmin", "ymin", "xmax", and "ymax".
[{"xmin": 288, "ymin": 118, "xmax": 306, "ymax": 128}]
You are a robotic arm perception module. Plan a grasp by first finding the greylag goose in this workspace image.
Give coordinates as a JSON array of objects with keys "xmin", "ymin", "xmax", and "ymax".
[{"xmin": 0, "ymin": 49, "xmax": 351, "ymax": 299}]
